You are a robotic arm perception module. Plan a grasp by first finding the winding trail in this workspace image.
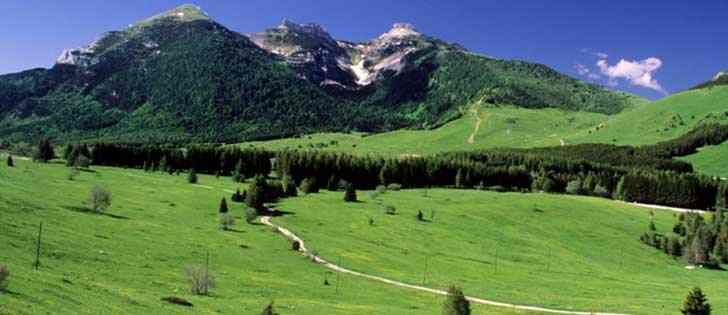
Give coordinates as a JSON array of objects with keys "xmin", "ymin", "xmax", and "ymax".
[
  {"xmin": 467, "ymin": 108, "xmax": 484, "ymax": 144},
  {"xmin": 260, "ymin": 214, "xmax": 630, "ymax": 315}
]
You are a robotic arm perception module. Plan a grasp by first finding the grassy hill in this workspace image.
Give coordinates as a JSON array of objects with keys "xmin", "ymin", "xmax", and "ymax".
[
  {"xmin": 273, "ymin": 189, "xmax": 728, "ymax": 315},
  {"xmin": 680, "ymin": 142, "xmax": 728, "ymax": 178},
  {"xmin": 0, "ymin": 157, "xmax": 541, "ymax": 314},
  {"xmin": 241, "ymin": 105, "xmax": 606, "ymax": 155},
  {"xmin": 569, "ymin": 86, "xmax": 728, "ymax": 146}
]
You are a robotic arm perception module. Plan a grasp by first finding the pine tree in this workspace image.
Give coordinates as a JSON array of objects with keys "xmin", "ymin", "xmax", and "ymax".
[
  {"xmin": 35, "ymin": 138, "xmax": 55, "ymax": 162},
  {"xmin": 344, "ymin": 182, "xmax": 357, "ymax": 202},
  {"xmin": 442, "ymin": 286, "xmax": 471, "ymax": 315},
  {"xmin": 281, "ymin": 175, "xmax": 297, "ymax": 197},
  {"xmin": 6, "ymin": 155, "xmax": 13, "ymax": 167},
  {"xmin": 231, "ymin": 188, "xmax": 244, "ymax": 202},
  {"xmin": 188, "ymin": 169, "xmax": 198, "ymax": 184},
  {"xmin": 246, "ymin": 176, "xmax": 266, "ymax": 210},
  {"xmin": 681, "ymin": 287, "xmax": 711, "ymax": 315},
  {"xmin": 614, "ymin": 176, "xmax": 626, "ymax": 201},
  {"xmin": 261, "ymin": 301, "xmax": 278, "ymax": 315},
  {"xmin": 231, "ymin": 159, "xmax": 245, "ymax": 183},
  {"xmin": 219, "ymin": 198, "xmax": 229, "ymax": 213},
  {"xmin": 159, "ymin": 156, "xmax": 168, "ymax": 173}
]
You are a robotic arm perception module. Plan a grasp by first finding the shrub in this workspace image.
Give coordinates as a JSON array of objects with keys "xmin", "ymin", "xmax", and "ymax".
[
  {"xmin": 327, "ymin": 175, "xmax": 340, "ymax": 191},
  {"xmin": 261, "ymin": 301, "xmax": 278, "ymax": 315},
  {"xmin": 387, "ymin": 183, "xmax": 402, "ymax": 191},
  {"xmin": 232, "ymin": 159, "xmax": 245, "ymax": 183},
  {"xmin": 343, "ymin": 183, "xmax": 357, "ymax": 202},
  {"xmin": 384, "ymin": 205, "xmax": 397, "ymax": 215},
  {"xmin": 75, "ymin": 155, "xmax": 91, "ymax": 169},
  {"xmin": 161, "ymin": 296, "xmax": 193, "ymax": 307},
  {"xmin": 417, "ymin": 210, "xmax": 424, "ymax": 221},
  {"xmin": 34, "ymin": 138, "xmax": 55, "ymax": 163},
  {"xmin": 291, "ymin": 241, "xmax": 301, "ymax": 251},
  {"xmin": 246, "ymin": 176, "xmax": 266, "ymax": 210},
  {"xmin": 376, "ymin": 185, "xmax": 387, "ymax": 194},
  {"xmin": 443, "ymin": 286, "xmax": 471, "ymax": 315},
  {"xmin": 187, "ymin": 169, "xmax": 198, "ymax": 184},
  {"xmin": 300, "ymin": 177, "xmax": 319, "ymax": 194},
  {"xmin": 220, "ymin": 213, "xmax": 235, "ymax": 231},
  {"xmin": 565, "ymin": 180, "xmax": 584, "ymax": 195},
  {"xmin": 231, "ymin": 188, "xmax": 244, "ymax": 202},
  {"xmin": 6, "ymin": 156, "xmax": 13, "ymax": 167},
  {"xmin": 681, "ymin": 287, "xmax": 711, "ymax": 315},
  {"xmin": 185, "ymin": 265, "xmax": 215, "ymax": 296},
  {"xmin": 594, "ymin": 184, "xmax": 610, "ymax": 198},
  {"xmin": 245, "ymin": 208, "xmax": 258, "ymax": 224},
  {"xmin": 88, "ymin": 186, "xmax": 112, "ymax": 213},
  {"xmin": 281, "ymin": 175, "xmax": 297, "ymax": 197},
  {"xmin": 0, "ymin": 265, "xmax": 9, "ymax": 292}
]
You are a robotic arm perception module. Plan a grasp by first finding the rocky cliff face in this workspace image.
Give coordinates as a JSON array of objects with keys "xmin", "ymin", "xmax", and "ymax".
[{"xmin": 249, "ymin": 21, "xmax": 461, "ymax": 88}]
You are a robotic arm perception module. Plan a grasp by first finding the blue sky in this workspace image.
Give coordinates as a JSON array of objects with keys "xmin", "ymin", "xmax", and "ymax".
[{"xmin": 1, "ymin": 0, "xmax": 726, "ymax": 100}]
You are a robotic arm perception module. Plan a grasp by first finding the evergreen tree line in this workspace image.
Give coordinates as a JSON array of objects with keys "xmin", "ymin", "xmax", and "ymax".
[
  {"xmin": 82, "ymin": 143, "xmax": 273, "ymax": 177},
  {"xmin": 642, "ymin": 208, "xmax": 728, "ymax": 268}
]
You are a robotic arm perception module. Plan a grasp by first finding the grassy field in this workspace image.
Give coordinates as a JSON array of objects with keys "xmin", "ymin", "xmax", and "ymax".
[
  {"xmin": 0, "ymin": 157, "xmax": 540, "ymax": 314},
  {"xmin": 241, "ymin": 86, "xmax": 728, "ymax": 155},
  {"xmin": 680, "ymin": 142, "xmax": 728, "ymax": 178},
  {"xmin": 240, "ymin": 105, "xmax": 606, "ymax": 156},
  {"xmin": 273, "ymin": 188, "xmax": 727, "ymax": 315}
]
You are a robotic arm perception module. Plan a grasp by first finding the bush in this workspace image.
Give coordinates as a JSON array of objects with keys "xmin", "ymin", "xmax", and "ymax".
[
  {"xmin": 245, "ymin": 208, "xmax": 258, "ymax": 224},
  {"xmin": 681, "ymin": 287, "xmax": 711, "ymax": 315},
  {"xmin": 246, "ymin": 176, "xmax": 266, "ymax": 210},
  {"xmin": 343, "ymin": 183, "xmax": 357, "ymax": 202},
  {"xmin": 261, "ymin": 301, "xmax": 278, "ymax": 315},
  {"xmin": 188, "ymin": 169, "xmax": 198, "ymax": 184},
  {"xmin": 220, "ymin": 213, "xmax": 235, "ymax": 231},
  {"xmin": 281, "ymin": 175, "xmax": 297, "ymax": 197},
  {"xmin": 291, "ymin": 241, "xmax": 301, "ymax": 251},
  {"xmin": 185, "ymin": 265, "xmax": 215, "ymax": 296},
  {"xmin": 300, "ymin": 177, "xmax": 319, "ymax": 194},
  {"xmin": 387, "ymin": 183, "xmax": 402, "ymax": 191},
  {"xmin": 88, "ymin": 186, "xmax": 112, "ymax": 213},
  {"xmin": 417, "ymin": 210, "xmax": 424, "ymax": 221},
  {"xmin": 0, "ymin": 265, "xmax": 8, "ymax": 292},
  {"xmin": 231, "ymin": 188, "xmax": 244, "ymax": 202},
  {"xmin": 75, "ymin": 155, "xmax": 91, "ymax": 169},
  {"xmin": 443, "ymin": 286, "xmax": 470, "ymax": 315},
  {"xmin": 161, "ymin": 296, "xmax": 193, "ymax": 307},
  {"xmin": 384, "ymin": 205, "xmax": 397, "ymax": 215},
  {"xmin": 376, "ymin": 185, "xmax": 387, "ymax": 194},
  {"xmin": 565, "ymin": 180, "xmax": 584, "ymax": 195},
  {"xmin": 232, "ymin": 160, "xmax": 245, "ymax": 183},
  {"xmin": 6, "ymin": 156, "xmax": 13, "ymax": 167}
]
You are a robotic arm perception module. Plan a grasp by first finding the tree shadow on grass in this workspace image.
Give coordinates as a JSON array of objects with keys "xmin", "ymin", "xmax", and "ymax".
[
  {"xmin": 262, "ymin": 207, "xmax": 295, "ymax": 218},
  {"xmin": 62, "ymin": 206, "xmax": 130, "ymax": 220}
]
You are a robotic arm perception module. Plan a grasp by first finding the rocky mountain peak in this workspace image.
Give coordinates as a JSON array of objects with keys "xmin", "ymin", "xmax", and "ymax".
[
  {"xmin": 278, "ymin": 19, "xmax": 332, "ymax": 40},
  {"xmin": 714, "ymin": 71, "xmax": 727, "ymax": 81},
  {"xmin": 379, "ymin": 23, "xmax": 421, "ymax": 39}
]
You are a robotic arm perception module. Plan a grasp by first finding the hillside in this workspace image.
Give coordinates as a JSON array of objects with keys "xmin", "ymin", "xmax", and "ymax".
[
  {"xmin": 0, "ymin": 4, "xmax": 639, "ymax": 144},
  {"xmin": 0, "ymin": 157, "xmax": 536, "ymax": 314},
  {"xmin": 680, "ymin": 142, "xmax": 728, "ymax": 178},
  {"xmin": 274, "ymin": 188, "xmax": 728, "ymax": 314}
]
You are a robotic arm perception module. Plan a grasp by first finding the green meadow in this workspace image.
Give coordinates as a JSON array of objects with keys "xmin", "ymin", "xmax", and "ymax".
[
  {"xmin": 273, "ymin": 188, "xmax": 728, "ymax": 315},
  {"xmin": 681, "ymin": 142, "xmax": 728, "ymax": 178},
  {"xmin": 0, "ymin": 157, "xmax": 542, "ymax": 314}
]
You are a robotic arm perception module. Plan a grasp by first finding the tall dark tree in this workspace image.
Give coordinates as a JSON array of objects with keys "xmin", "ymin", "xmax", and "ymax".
[
  {"xmin": 443, "ymin": 286, "xmax": 470, "ymax": 315},
  {"xmin": 219, "ymin": 198, "xmax": 229, "ymax": 213},
  {"xmin": 232, "ymin": 159, "xmax": 245, "ymax": 183},
  {"xmin": 6, "ymin": 155, "xmax": 13, "ymax": 167},
  {"xmin": 246, "ymin": 176, "xmax": 266, "ymax": 210},
  {"xmin": 681, "ymin": 287, "xmax": 711, "ymax": 315},
  {"xmin": 35, "ymin": 138, "xmax": 55, "ymax": 162}
]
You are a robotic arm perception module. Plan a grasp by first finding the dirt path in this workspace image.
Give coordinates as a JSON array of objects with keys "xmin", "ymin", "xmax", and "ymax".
[
  {"xmin": 621, "ymin": 201, "xmax": 708, "ymax": 214},
  {"xmin": 260, "ymin": 215, "xmax": 629, "ymax": 315},
  {"xmin": 467, "ymin": 108, "xmax": 484, "ymax": 144}
]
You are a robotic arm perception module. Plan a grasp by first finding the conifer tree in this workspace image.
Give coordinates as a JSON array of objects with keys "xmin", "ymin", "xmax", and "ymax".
[
  {"xmin": 231, "ymin": 188, "xmax": 244, "ymax": 202},
  {"xmin": 6, "ymin": 155, "xmax": 13, "ymax": 167},
  {"xmin": 246, "ymin": 176, "xmax": 266, "ymax": 210},
  {"xmin": 232, "ymin": 159, "xmax": 245, "ymax": 183},
  {"xmin": 327, "ymin": 174, "xmax": 340, "ymax": 191},
  {"xmin": 443, "ymin": 286, "xmax": 470, "ymax": 315},
  {"xmin": 188, "ymin": 169, "xmax": 198, "ymax": 184},
  {"xmin": 681, "ymin": 287, "xmax": 711, "ymax": 315},
  {"xmin": 219, "ymin": 197, "xmax": 229, "ymax": 213},
  {"xmin": 35, "ymin": 138, "xmax": 55, "ymax": 162}
]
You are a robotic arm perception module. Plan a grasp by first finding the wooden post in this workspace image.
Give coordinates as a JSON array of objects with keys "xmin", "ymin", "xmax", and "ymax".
[{"xmin": 34, "ymin": 222, "xmax": 43, "ymax": 270}]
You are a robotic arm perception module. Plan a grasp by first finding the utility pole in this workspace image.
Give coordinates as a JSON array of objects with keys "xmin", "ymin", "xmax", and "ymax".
[{"xmin": 34, "ymin": 222, "xmax": 43, "ymax": 270}]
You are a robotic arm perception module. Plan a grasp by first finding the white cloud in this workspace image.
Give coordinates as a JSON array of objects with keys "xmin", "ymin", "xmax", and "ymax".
[
  {"xmin": 596, "ymin": 57, "xmax": 667, "ymax": 94},
  {"xmin": 574, "ymin": 63, "xmax": 601, "ymax": 80}
]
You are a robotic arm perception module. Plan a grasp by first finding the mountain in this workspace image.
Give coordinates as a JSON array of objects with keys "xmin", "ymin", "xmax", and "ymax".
[
  {"xmin": 691, "ymin": 71, "xmax": 728, "ymax": 90},
  {"xmin": 0, "ymin": 4, "xmax": 640, "ymax": 144}
]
